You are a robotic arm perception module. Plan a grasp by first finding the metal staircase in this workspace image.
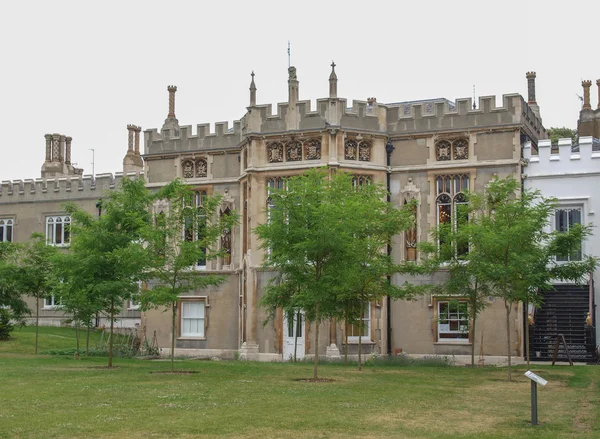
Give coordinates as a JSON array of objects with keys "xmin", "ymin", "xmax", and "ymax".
[{"xmin": 528, "ymin": 284, "xmax": 596, "ymax": 363}]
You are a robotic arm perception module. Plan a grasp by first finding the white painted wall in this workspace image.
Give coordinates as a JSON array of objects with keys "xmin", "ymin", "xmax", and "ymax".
[{"xmin": 524, "ymin": 136, "xmax": 600, "ymax": 342}]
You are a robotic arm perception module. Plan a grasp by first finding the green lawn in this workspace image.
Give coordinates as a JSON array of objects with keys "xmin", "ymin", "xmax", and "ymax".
[
  {"xmin": 0, "ymin": 328, "xmax": 598, "ymax": 439},
  {"xmin": 0, "ymin": 325, "xmax": 103, "ymax": 355}
]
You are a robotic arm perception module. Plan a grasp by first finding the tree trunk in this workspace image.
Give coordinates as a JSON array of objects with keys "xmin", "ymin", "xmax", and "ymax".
[
  {"xmin": 358, "ymin": 304, "xmax": 363, "ymax": 371},
  {"xmin": 171, "ymin": 302, "xmax": 176, "ymax": 373},
  {"xmin": 344, "ymin": 320, "xmax": 348, "ymax": 364},
  {"xmin": 75, "ymin": 318, "xmax": 81, "ymax": 360},
  {"xmin": 108, "ymin": 302, "xmax": 114, "ymax": 368},
  {"xmin": 35, "ymin": 297, "xmax": 39, "ymax": 355},
  {"xmin": 313, "ymin": 302, "xmax": 320, "ymax": 380},
  {"xmin": 86, "ymin": 324, "xmax": 90, "ymax": 356},
  {"xmin": 471, "ymin": 298, "xmax": 476, "ymax": 368},
  {"xmin": 505, "ymin": 300, "xmax": 512, "ymax": 382}
]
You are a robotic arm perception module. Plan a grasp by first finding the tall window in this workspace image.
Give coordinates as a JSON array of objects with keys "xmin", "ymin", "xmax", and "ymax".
[
  {"xmin": 351, "ymin": 175, "xmax": 372, "ymax": 188},
  {"xmin": 436, "ymin": 175, "xmax": 469, "ymax": 255},
  {"xmin": 555, "ymin": 207, "xmax": 582, "ymax": 261},
  {"xmin": 347, "ymin": 303, "xmax": 371, "ymax": 342},
  {"xmin": 0, "ymin": 219, "xmax": 13, "ymax": 242},
  {"xmin": 266, "ymin": 177, "xmax": 286, "ymax": 218},
  {"xmin": 46, "ymin": 215, "xmax": 71, "ymax": 247},
  {"xmin": 184, "ymin": 191, "xmax": 207, "ymax": 268},
  {"xmin": 437, "ymin": 300, "xmax": 469, "ymax": 342},
  {"xmin": 181, "ymin": 300, "xmax": 205, "ymax": 338}
]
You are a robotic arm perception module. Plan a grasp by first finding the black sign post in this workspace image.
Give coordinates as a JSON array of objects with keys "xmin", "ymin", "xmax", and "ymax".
[{"xmin": 524, "ymin": 370, "xmax": 547, "ymax": 426}]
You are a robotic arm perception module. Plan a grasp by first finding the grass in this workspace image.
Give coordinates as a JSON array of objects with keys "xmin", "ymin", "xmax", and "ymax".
[
  {"xmin": 0, "ymin": 325, "xmax": 103, "ymax": 355},
  {"xmin": 0, "ymin": 328, "xmax": 599, "ymax": 439}
]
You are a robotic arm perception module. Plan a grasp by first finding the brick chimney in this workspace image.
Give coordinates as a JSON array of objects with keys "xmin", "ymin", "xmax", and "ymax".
[{"xmin": 526, "ymin": 72, "xmax": 541, "ymax": 120}]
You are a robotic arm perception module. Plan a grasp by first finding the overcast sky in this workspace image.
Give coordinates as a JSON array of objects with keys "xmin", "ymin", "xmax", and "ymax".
[{"xmin": 1, "ymin": 0, "xmax": 599, "ymax": 181}]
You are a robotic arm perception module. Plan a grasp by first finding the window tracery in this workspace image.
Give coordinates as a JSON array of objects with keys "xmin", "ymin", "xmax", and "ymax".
[
  {"xmin": 344, "ymin": 140, "xmax": 358, "ymax": 160},
  {"xmin": 436, "ymin": 174, "xmax": 469, "ymax": 255},
  {"xmin": 358, "ymin": 141, "xmax": 371, "ymax": 161}
]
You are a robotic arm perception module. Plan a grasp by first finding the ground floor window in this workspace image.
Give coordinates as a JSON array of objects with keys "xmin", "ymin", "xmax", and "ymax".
[
  {"xmin": 43, "ymin": 296, "xmax": 61, "ymax": 309},
  {"xmin": 180, "ymin": 299, "xmax": 205, "ymax": 338},
  {"xmin": 437, "ymin": 300, "xmax": 469, "ymax": 342},
  {"xmin": 346, "ymin": 303, "xmax": 371, "ymax": 342}
]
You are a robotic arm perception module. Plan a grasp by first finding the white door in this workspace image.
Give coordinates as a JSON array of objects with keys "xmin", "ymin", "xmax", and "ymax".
[{"xmin": 283, "ymin": 310, "xmax": 305, "ymax": 360}]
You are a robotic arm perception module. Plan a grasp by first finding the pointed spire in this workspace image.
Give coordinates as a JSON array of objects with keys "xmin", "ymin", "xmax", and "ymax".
[
  {"xmin": 249, "ymin": 71, "xmax": 257, "ymax": 106},
  {"xmin": 329, "ymin": 61, "xmax": 337, "ymax": 98}
]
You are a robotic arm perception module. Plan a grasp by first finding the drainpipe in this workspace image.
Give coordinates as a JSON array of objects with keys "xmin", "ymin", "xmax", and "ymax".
[{"xmin": 385, "ymin": 139, "xmax": 395, "ymax": 357}]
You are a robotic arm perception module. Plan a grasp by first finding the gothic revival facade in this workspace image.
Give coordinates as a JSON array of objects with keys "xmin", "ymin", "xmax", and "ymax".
[{"xmin": 1, "ymin": 65, "xmax": 552, "ymax": 360}]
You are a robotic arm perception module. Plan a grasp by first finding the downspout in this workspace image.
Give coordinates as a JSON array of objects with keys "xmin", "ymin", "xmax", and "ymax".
[{"xmin": 385, "ymin": 140, "xmax": 395, "ymax": 357}]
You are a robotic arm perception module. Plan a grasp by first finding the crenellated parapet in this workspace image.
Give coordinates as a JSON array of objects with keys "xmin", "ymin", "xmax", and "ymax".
[
  {"xmin": 0, "ymin": 171, "xmax": 144, "ymax": 203},
  {"xmin": 524, "ymin": 137, "xmax": 600, "ymax": 176},
  {"xmin": 144, "ymin": 120, "xmax": 243, "ymax": 155}
]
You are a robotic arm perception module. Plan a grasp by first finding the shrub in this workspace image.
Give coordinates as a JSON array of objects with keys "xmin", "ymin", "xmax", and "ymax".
[{"xmin": 0, "ymin": 308, "xmax": 15, "ymax": 340}]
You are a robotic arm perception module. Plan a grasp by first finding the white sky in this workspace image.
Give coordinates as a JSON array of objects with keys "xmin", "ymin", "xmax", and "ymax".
[{"xmin": 1, "ymin": 0, "xmax": 599, "ymax": 181}]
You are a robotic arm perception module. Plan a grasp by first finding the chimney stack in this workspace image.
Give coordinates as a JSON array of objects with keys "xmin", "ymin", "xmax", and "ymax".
[
  {"xmin": 134, "ymin": 125, "xmax": 141, "ymax": 155},
  {"xmin": 526, "ymin": 71, "xmax": 537, "ymax": 104},
  {"xmin": 167, "ymin": 85, "xmax": 177, "ymax": 119},
  {"xmin": 582, "ymin": 80, "xmax": 592, "ymax": 110},
  {"xmin": 123, "ymin": 124, "xmax": 144, "ymax": 174},
  {"xmin": 52, "ymin": 134, "xmax": 60, "ymax": 162},
  {"xmin": 127, "ymin": 124, "xmax": 135, "ymax": 153},
  {"xmin": 65, "ymin": 137, "xmax": 72, "ymax": 165},
  {"xmin": 44, "ymin": 134, "xmax": 52, "ymax": 162},
  {"xmin": 249, "ymin": 71, "xmax": 257, "ymax": 107},
  {"xmin": 329, "ymin": 61, "xmax": 337, "ymax": 98}
]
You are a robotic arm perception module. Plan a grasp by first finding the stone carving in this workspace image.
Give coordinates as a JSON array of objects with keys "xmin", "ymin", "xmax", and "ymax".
[
  {"xmin": 358, "ymin": 141, "xmax": 371, "ymax": 161},
  {"xmin": 182, "ymin": 159, "xmax": 194, "ymax": 178},
  {"xmin": 195, "ymin": 158, "xmax": 208, "ymax": 177},
  {"xmin": 286, "ymin": 141, "xmax": 302, "ymax": 161},
  {"xmin": 304, "ymin": 139, "xmax": 321, "ymax": 160},
  {"xmin": 436, "ymin": 140, "xmax": 451, "ymax": 161},
  {"xmin": 268, "ymin": 143, "xmax": 283, "ymax": 163},
  {"xmin": 453, "ymin": 139, "xmax": 468, "ymax": 160},
  {"xmin": 344, "ymin": 140, "xmax": 358, "ymax": 160}
]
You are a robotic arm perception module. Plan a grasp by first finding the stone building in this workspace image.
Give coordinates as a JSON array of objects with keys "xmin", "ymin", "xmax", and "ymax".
[{"xmin": 1, "ymin": 65, "xmax": 551, "ymax": 360}]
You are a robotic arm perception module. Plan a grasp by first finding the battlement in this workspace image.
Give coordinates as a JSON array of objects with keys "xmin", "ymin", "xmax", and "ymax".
[
  {"xmin": 145, "ymin": 120, "xmax": 243, "ymax": 155},
  {"xmin": 0, "ymin": 171, "xmax": 144, "ymax": 203},
  {"xmin": 524, "ymin": 137, "xmax": 600, "ymax": 176}
]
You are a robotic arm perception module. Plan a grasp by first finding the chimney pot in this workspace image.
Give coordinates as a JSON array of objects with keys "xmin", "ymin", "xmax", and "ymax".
[{"xmin": 526, "ymin": 71, "xmax": 537, "ymax": 104}]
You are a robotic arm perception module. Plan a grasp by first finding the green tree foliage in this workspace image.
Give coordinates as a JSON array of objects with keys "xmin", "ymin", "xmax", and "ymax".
[
  {"xmin": 460, "ymin": 177, "xmax": 596, "ymax": 380},
  {"xmin": 15, "ymin": 234, "xmax": 59, "ymax": 353},
  {"xmin": 142, "ymin": 179, "xmax": 238, "ymax": 372},
  {"xmin": 64, "ymin": 178, "xmax": 152, "ymax": 367},
  {"xmin": 256, "ymin": 169, "xmax": 419, "ymax": 378},
  {"xmin": 547, "ymin": 127, "xmax": 577, "ymax": 145},
  {"xmin": 0, "ymin": 242, "xmax": 27, "ymax": 340}
]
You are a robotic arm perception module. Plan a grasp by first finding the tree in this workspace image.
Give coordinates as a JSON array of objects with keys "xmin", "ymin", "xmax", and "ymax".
[
  {"xmin": 0, "ymin": 242, "xmax": 28, "ymax": 340},
  {"xmin": 547, "ymin": 127, "xmax": 577, "ymax": 145},
  {"xmin": 256, "ymin": 169, "xmax": 420, "ymax": 378},
  {"xmin": 53, "ymin": 251, "xmax": 103, "ymax": 357},
  {"xmin": 142, "ymin": 179, "xmax": 238, "ymax": 372},
  {"xmin": 15, "ymin": 234, "xmax": 58, "ymax": 353},
  {"xmin": 335, "ymin": 177, "xmax": 418, "ymax": 370},
  {"xmin": 463, "ymin": 177, "xmax": 596, "ymax": 380},
  {"xmin": 65, "ymin": 177, "xmax": 152, "ymax": 367}
]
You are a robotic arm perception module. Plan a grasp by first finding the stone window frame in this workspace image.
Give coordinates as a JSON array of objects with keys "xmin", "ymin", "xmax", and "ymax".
[
  {"xmin": 435, "ymin": 174, "xmax": 470, "ymax": 254},
  {"xmin": 342, "ymin": 302, "xmax": 376, "ymax": 344},
  {"xmin": 46, "ymin": 215, "xmax": 71, "ymax": 247},
  {"xmin": 554, "ymin": 204, "xmax": 584, "ymax": 262},
  {"xmin": 43, "ymin": 295, "xmax": 62, "ymax": 310},
  {"xmin": 178, "ymin": 296, "xmax": 208, "ymax": 340},
  {"xmin": 432, "ymin": 297, "xmax": 471, "ymax": 344},
  {"xmin": 0, "ymin": 218, "xmax": 14, "ymax": 243},
  {"xmin": 183, "ymin": 189, "xmax": 209, "ymax": 270}
]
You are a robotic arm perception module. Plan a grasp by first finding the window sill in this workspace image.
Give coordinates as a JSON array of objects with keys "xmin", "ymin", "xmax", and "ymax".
[
  {"xmin": 177, "ymin": 337, "xmax": 206, "ymax": 341},
  {"xmin": 434, "ymin": 341, "xmax": 472, "ymax": 346},
  {"xmin": 127, "ymin": 307, "xmax": 140, "ymax": 311},
  {"xmin": 344, "ymin": 340, "xmax": 375, "ymax": 345},
  {"xmin": 42, "ymin": 306, "xmax": 63, "ymax": 311}
]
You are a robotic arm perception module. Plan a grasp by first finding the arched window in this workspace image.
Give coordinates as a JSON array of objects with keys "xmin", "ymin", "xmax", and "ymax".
[
  {"xmin": 0, "ymin": 219, "xmax": 13, "ymax": 242},
  {"xmin": 220, "ymin": 207, "xmax": 232, "ymax": 266},
  {"xmin": 46, "ymin": 215, "xmax": 70, "ymax": 246},
  {"xmin": 404, "ymin": 200, "xmax": 417, "ymax": 261},
  {"xmin": 183, "ymin": 191, "xmax": 208, "ymax": 268},
  {"xmin": 435, "ymin": 175, "xmax": 469, "ymax": 254}
]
